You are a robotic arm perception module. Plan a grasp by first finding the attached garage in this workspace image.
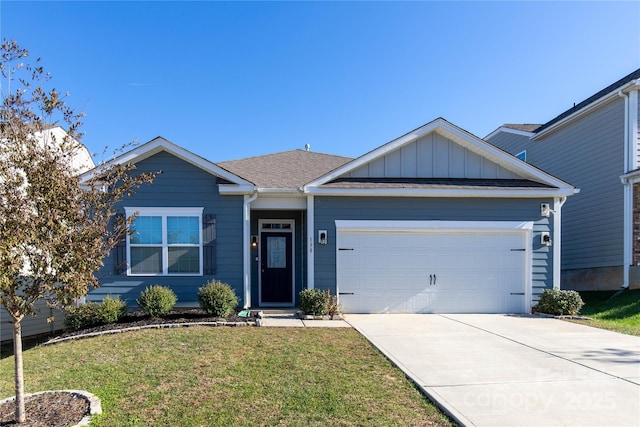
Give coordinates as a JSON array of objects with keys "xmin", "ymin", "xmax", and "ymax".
[{"xmin": 336, "ymin": 221, "xmax": 533, "ymax": 314}]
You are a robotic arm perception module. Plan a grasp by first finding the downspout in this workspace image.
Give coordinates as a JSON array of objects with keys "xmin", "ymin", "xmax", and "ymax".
[
  {"xmin": 553, "ymin": 196, "xmax": 567, "ymax": 290},
  {"xmin": 619, "ymin": 90, "xmax": 631, "ymax": 289},
  {"xmin": 243, "ymin": 190, "xmax": 258, "ymax": 308}
]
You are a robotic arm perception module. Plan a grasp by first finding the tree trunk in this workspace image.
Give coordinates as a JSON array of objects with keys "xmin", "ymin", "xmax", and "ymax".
[{"xmin": 12, "ymin": 319, "xmax": 26, "ymax": 423}]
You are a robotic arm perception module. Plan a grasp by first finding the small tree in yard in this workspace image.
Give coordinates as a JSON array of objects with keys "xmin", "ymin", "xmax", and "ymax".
[{"xmin": 0, "ymin": 39, "xmax": 154, "ymax": 423}]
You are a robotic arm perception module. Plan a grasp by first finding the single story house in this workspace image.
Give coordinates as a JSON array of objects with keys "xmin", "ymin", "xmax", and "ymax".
[{"xmin": 84, "ymin": 118, "xmax": 576, "ymax": 314}]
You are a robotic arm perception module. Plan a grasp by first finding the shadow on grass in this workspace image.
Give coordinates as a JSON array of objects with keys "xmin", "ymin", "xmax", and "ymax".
[
  {"xmin": 579, "ymin": 289, "xmax": 640, "ymax": 320},
  {"xmin": 0, "ymin": 332, "xmax": 58, "ymax": 359}
]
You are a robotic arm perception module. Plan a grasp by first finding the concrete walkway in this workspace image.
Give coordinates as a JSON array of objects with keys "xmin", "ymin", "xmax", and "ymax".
[
  {"xmin": 259, "ymin": 312, "xmax": 351, "ymax": 328},
  {"xmin": 346, "ymin": 314, "xmax": 640, "ymax": 427}
]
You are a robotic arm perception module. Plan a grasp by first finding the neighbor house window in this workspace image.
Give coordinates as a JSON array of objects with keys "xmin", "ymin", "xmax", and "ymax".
[
  {"xmin": 516, "ymin": 150, "xmax": 527, "ymax": 162},
  {"xmin": 126, "ymin": 207, "xmax": 203, "ymax": 275}
]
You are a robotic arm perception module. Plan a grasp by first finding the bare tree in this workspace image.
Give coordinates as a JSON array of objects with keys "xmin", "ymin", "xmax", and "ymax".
[{"xmin": 0, "ymin": 39, "xmax": 154, "ymax": 423}]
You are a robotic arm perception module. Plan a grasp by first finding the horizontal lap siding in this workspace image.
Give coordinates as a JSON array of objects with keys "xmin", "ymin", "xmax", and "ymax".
[
  {"xmin": 488, "ymin": 100, "xmax": 625, "ymax": 270},
  {"xmin": 1, "ymin": 301, "xmax": 64, "ymax": 341},
  {"xmin": 92, "ymin": 151, "xmax": 244, "ymax": 307},
  {"xmin": 314, "ymin": 196, "xmax": 553, "ymax": 303},
  {"xmin": 530, "ymin": 100, "xmax": 624, "ymax": 269}
]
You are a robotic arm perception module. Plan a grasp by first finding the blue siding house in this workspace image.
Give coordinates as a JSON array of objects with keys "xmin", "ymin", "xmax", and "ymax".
[
  {"xmin": 486, "ymin": 68, "xmax": 640, "ymax": 291},
  {"xmin": 84, "ymin": 118, "xmax": 575, "ymax": 314}
]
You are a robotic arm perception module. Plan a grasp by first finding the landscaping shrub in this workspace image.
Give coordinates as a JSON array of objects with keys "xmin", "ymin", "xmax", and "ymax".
[
  {"xmin": 300, "ymin": 288, "xmax": 329, "ymax": 316},
  {"xmin": 96, "ymin": 295, "xmax": 128, "ymax": 324},
  {"xmin": 64, "ymin": 302, "xmax": 99, "ymax": 331},
  {"xmin": 64, "ymin": 296, "xmax": 127, "ymax": 331},
  {"xmin": 536, "ymin": 289, "xmax": 584, "ymax": 316},
  {"xmin": 137, "ymin": 285, "xmax": 177, "ymax": 317},
  {"xmin": 198, "ymin": 280, "xmax": 239, "ymax": 317}
]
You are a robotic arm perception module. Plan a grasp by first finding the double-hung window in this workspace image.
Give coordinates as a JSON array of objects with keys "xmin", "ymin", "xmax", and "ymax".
[{"xmin": 126, "ymin": 207, "xmax": 203, "ymax": 276}]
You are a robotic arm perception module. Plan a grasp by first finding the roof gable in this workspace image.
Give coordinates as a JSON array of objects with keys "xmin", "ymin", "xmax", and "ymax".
[
  {"xmin": 306, "ymin": 118, "xmax": 575, "ymax": 196},
  {"xmin": 81, "ymin": 137, "xmax": 253, "ymax": 189}
]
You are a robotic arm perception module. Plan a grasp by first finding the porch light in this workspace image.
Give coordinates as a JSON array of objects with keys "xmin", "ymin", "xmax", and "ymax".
[{"xmin": 251, "ymin": 235, "xmax": 258, "ymax": 248}]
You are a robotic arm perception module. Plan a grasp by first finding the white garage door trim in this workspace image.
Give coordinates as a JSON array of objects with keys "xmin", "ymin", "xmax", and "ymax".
[{"xmin": 335, "ymin": 220, "xmax": 534, "ymax": 313}]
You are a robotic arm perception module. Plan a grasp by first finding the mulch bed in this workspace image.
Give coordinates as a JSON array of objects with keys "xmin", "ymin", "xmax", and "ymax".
[
  {"xmin": 0, "ymin": 308, "xmax": 256, "ymax": 426},
  {"xmin": 52, "ymin": 307, "xmax": 257, "ymax": 341},
  {"xmin": 0, "ymin": 392, "xmax": 89, "ymax": 426}
]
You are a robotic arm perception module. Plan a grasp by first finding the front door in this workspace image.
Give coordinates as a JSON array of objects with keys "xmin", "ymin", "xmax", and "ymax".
[{"xmin": 260, "ymin": 231, "xmax": 294, "ymax": 305}]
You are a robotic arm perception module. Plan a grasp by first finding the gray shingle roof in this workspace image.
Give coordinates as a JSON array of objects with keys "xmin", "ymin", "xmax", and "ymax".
[
  {"xmin": 501, "ymin": 124, "xmax": 541, "ymax": 133},
  {"xmin": 218, "ymin": 149, "xmax": 353, "ymax": 189}
]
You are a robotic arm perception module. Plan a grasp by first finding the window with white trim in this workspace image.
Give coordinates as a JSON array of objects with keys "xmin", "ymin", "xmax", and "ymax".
[
  {"xmin": 516, "ymin": 150, "xmax": 527, "ymax": 162},
  {"xmin": 126, "ymin": 207, "xmax": 203, "ymax": 276}
]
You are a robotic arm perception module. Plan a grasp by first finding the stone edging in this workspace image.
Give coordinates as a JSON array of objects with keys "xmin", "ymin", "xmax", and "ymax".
[
  {"xmin": 44, "ymin": 320, "xmax": 257, "ymax": 346},
  {"xmin": 297, "ymin": 311, "xmax": 344, "ymax": 320},
  {"xmin": 533, "ymin": 312, "xmax": 592, "ymax": 320},
  {"xmin": 0, "ymin": 389, "xmax": 101, "ymax": 427}
]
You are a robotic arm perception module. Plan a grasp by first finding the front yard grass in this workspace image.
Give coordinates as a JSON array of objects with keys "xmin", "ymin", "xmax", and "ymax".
[
  {"xmin": 0, "ymin": 327, "xmax": 453, "ymax": 426},
  {"xmin": 571, "ymin": 289, "xmax": 640, "ymax": 336}
]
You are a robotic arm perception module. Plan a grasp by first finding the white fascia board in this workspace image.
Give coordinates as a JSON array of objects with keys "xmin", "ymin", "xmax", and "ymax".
[
  {"xmin": 335, "ymin": 220, "xmax": 534, "ymax": 232},
  {"xmin": 533, "ymin": 79, "xmax": 640, "ymax": 140},
  {"xmin": 251, "ymin": 197, "xmax": 306, "ymax": 210},
  {"xmin": 305, "ymin": 186, "xmax": 577, "ymax": 198},
  {"xmin": 218, "ymin": 184, "xmax": 258, "ymax": 195},
  {"xmin": 620, "ymin": 168, "xmax": 640, "ymax": 184},
  {"xmin": 485, "ymin": 127, "xmax": 536, "ymax": 140},
  {"xmin": 81, "ymin": 137, "xmax": 253, "ymax": 187},
  {"xmin": 304, "ymin": 118, "xmax": 574, "ymax": 194}
]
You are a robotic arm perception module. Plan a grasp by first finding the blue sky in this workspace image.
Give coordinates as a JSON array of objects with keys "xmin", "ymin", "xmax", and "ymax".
[{"xmin": 1, "ymin": 1, "xmax": 639, "ymax": 162}]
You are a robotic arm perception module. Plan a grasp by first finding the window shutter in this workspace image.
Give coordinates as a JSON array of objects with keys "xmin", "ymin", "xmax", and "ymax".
[
  {"xmin": 203, "ymin": 214, "xmax": 217, "ymax": 275},
  {"xmin": 113, "ymin": 214, "xmax": 127, "ymax": 275}
]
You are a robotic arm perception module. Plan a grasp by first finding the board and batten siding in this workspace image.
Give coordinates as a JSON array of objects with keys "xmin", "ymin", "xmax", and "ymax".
[
  {"xmin": 348, "ymin": 132, "xmax": 519, "ymax": 179},
  {"xmin": 487, "ymin": 99, "xmax": 625, "ymax": 271},
  {"xmin": 91, "ymin": 151, "xmax": 245, "ymax": 307},
  {"xmin": 313, "ymin": 196, "xmax": 553, "ymax": 305}
]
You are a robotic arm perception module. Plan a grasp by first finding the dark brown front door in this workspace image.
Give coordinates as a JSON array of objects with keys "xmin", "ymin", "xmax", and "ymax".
[{"xmin": 260, "ymin": 232, "xmax": 293, "ymax": 305}]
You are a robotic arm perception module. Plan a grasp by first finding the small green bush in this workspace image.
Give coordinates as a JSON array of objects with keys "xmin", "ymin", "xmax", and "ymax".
[
  {"xmin": 64, "ymin": 295, "xmax": 127, "ymax": 331},
  {"xmin": 64, "ymin": 302, "xmax": 99, "ymax": 331},
  {"xmin": 198, "ymin": 280, "xmax": 239, "ymax": 317},
  {"xmin": 96, "ymin": 295, "xmax": 128, "ymax": 324},
  {"xmin": 300, "ymin": 288, "xmax": 329, "ymax": 316},
  {"xmin": 536, "ymin": 289, "xmax": 584, "ymax": 316},
  {"xmin": 137, "ymin": 285, "xmax": 177, "ymax": 317}
]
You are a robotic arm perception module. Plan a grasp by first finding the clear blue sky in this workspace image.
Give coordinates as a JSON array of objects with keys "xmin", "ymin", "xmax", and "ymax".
[{"xmin": 1, "ymin": 1, "xmax": 639, "ymax": 162}]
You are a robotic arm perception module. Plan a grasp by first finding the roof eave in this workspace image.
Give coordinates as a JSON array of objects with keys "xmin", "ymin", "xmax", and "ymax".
[
  {"xmin": 533, "ymin": 79, "xmax": 640, "ymax": 140},
  {"xmin": 305, "ymin": 187, "xmax": 578, "ymax": 198}
]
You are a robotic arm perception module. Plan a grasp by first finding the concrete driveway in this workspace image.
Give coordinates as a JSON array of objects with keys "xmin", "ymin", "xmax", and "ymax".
[{"xmin": 346, "ymin": 314, "xmax": 640, "ymax": 427}]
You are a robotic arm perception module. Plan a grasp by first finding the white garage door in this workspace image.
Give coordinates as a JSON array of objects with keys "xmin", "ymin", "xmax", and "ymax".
[{"xmin": 336, "ymin": 222, "xmax": 530, "ymax": 314}]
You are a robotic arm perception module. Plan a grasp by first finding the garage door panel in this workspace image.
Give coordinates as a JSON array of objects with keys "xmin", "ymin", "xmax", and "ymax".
[{"xmin": 337, "ymin": 229, "xmax": 527, "ymax": 314}]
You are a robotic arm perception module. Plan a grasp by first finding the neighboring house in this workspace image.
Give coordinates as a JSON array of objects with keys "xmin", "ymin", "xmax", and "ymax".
[
  {"xmin": 486, "ymin": 68, "xmax": 640, "ymax": 291},
  {"xmin": 85, "ymin": 118, "xmax": 575, "ymax": 314},
  {"xmin": 0, "ymin": 126, "xmax": 95, "ymax": 342}
]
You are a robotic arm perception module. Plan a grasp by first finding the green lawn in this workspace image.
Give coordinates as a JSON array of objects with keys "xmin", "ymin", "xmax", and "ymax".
[
  {"xmin": 571, "ymin": 289, "xmax": 640, "ymax": 336},
  {"xmin": 0, "ymin": 327, "xmax": 453, "ymax": 426}
]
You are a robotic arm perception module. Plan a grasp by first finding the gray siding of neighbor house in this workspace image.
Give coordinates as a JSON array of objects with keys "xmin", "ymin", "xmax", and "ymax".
[
  {"xmin": 487, "ymin": 99, "xmax": 625, "ymax": 271},
  {"xmin": 1, "ymin": 301, "xmax": 65, "ymax": 342},
  {"xmin": 313, "ymin": 196, "xmax": 553, "ymax": 303},
  {"xmin": 485, "ymin": 132, "xmax": 531, "ymax": 160},
  {"xmin": 91, "ymin": 151, "xmax": 245, "ymax": 307},
  {"xmin": 250, "ymin": 210, "xmax": 307, "ymax": 306},
  {"xmin": 348, "ymin": 132, "xmax": 519, "ymax": 179}
]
